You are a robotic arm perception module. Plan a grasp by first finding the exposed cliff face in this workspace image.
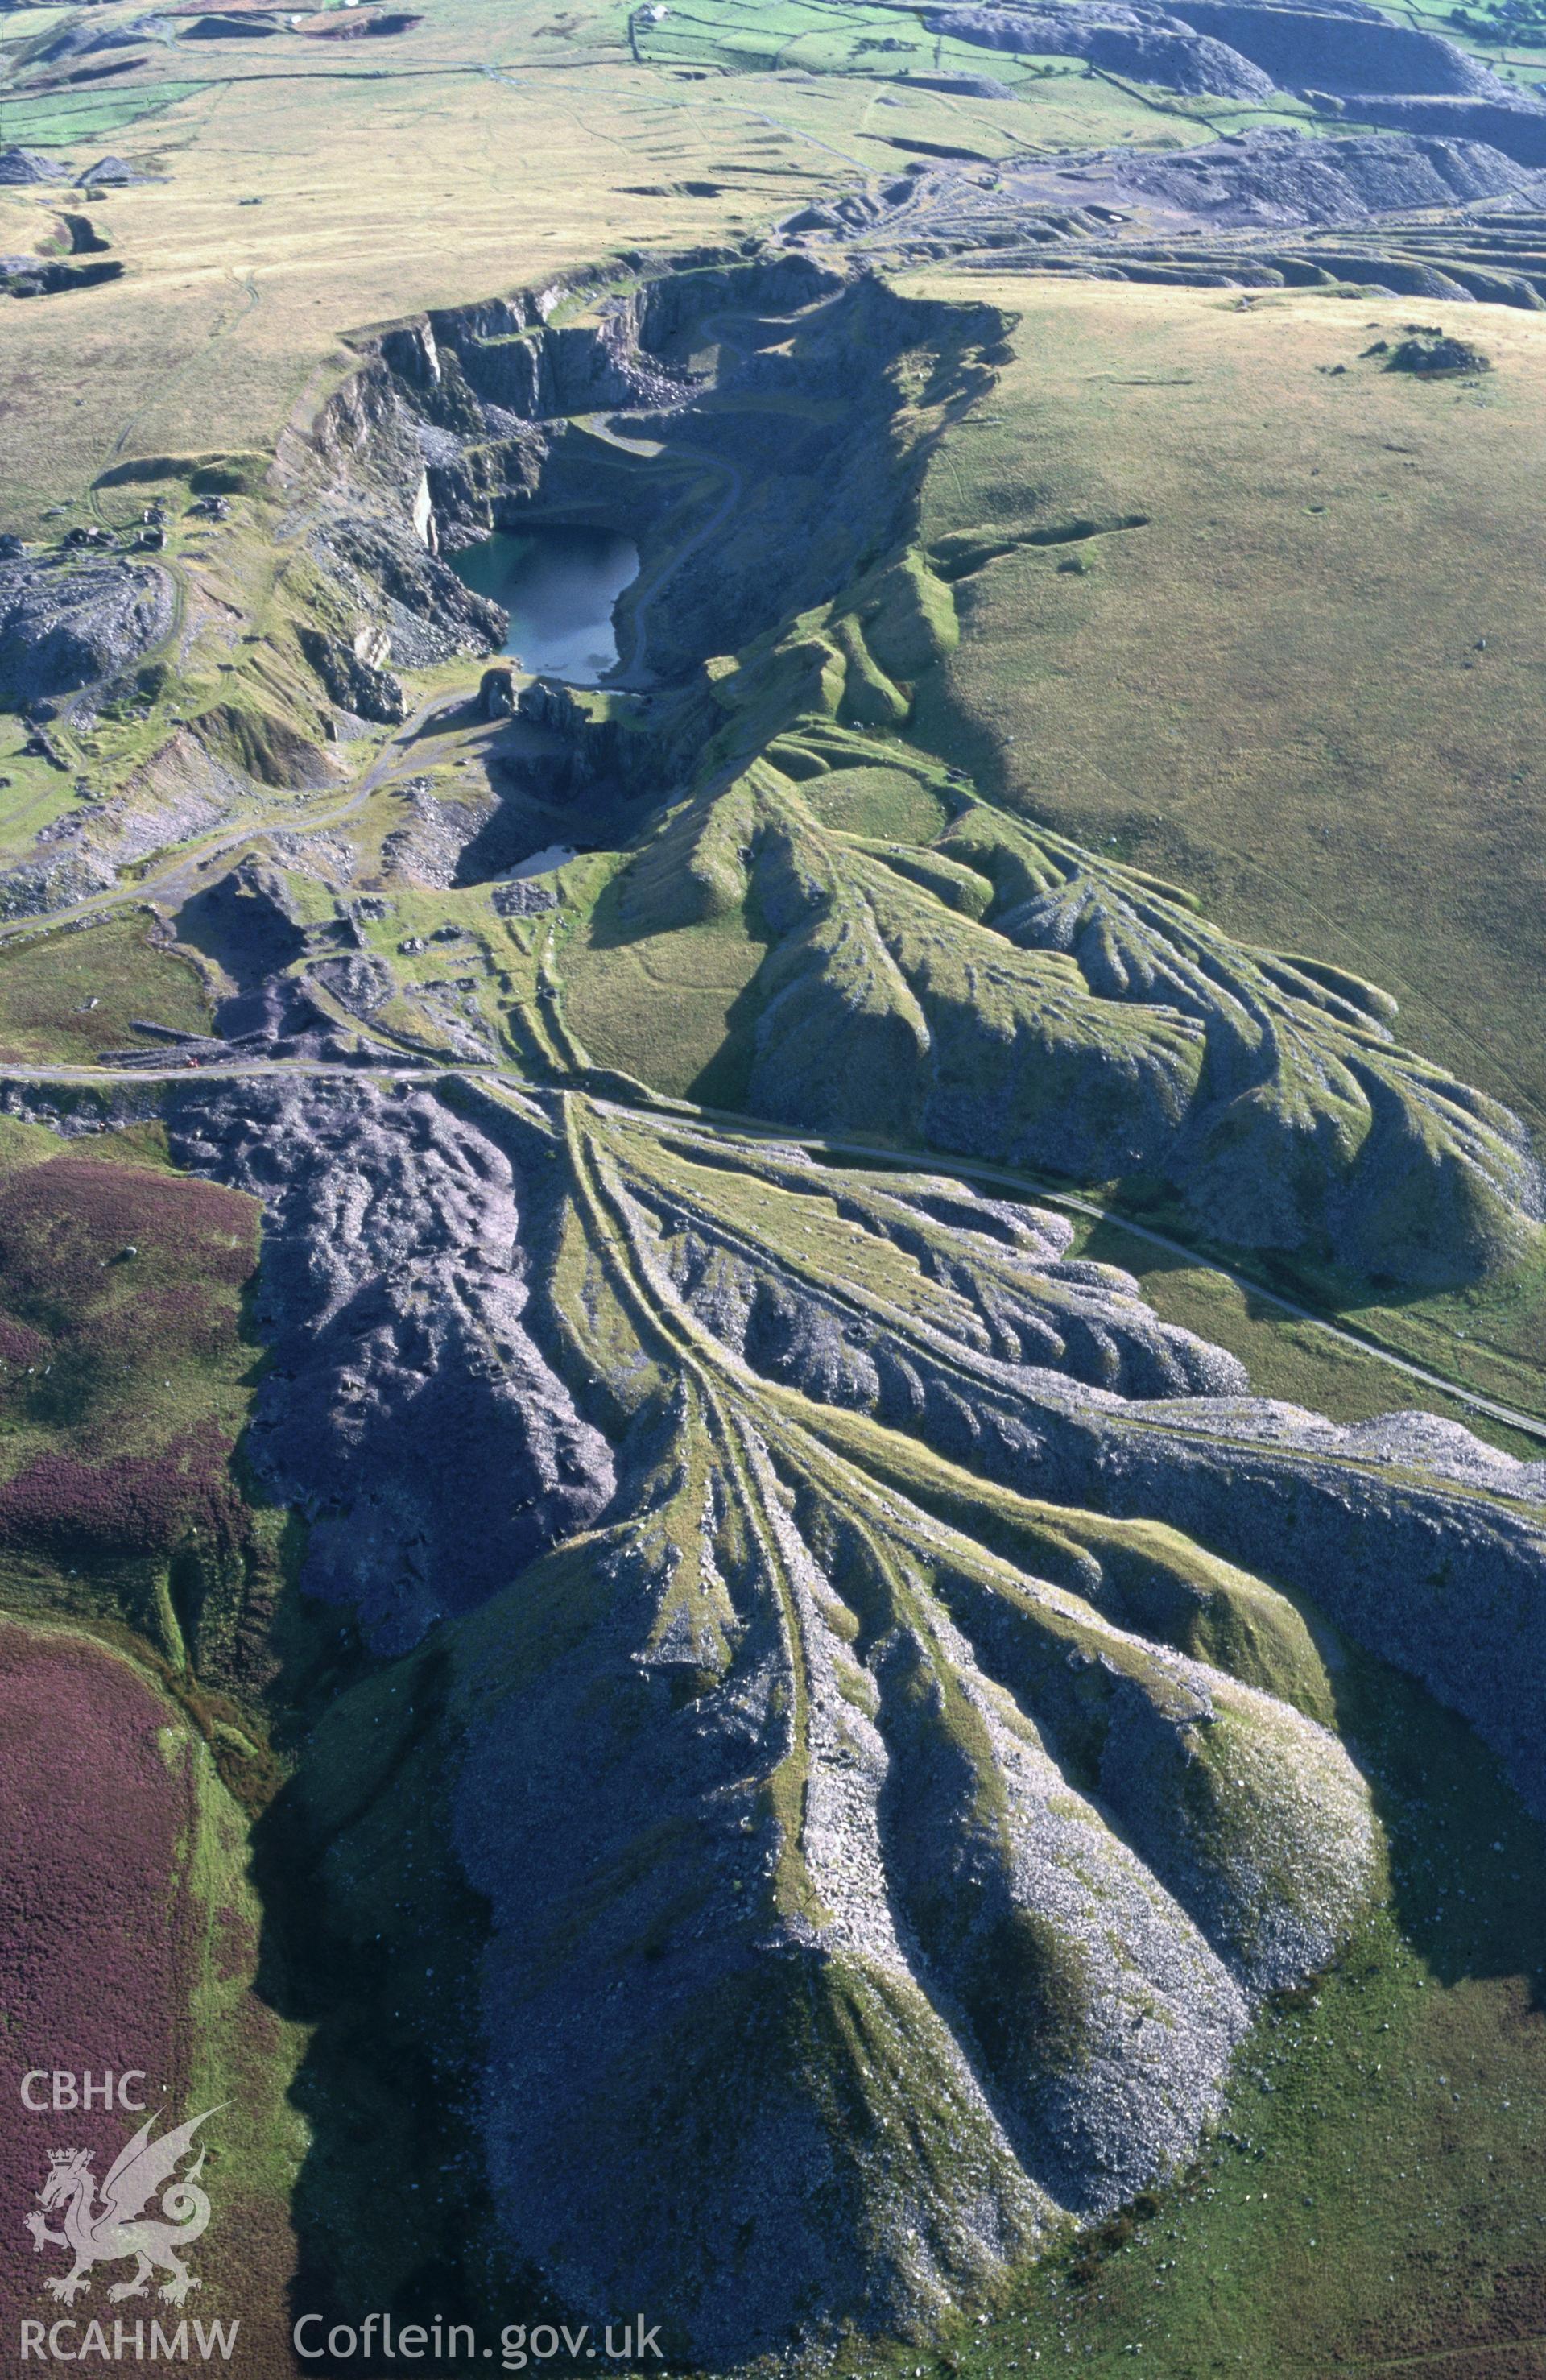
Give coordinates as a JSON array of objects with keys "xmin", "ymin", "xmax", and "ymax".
[
  {"xmin": 296, "ymin": 350, "xmax": 509, "ymax": 668},
  {"xmin": 299, "ymin": 254, "xmax": 1001, "ymax": 685}
]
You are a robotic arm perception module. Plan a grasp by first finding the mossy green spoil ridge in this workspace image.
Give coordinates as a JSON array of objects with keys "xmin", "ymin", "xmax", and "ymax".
[
  {"xmin": 147, "ymin": 1066, "xmax": 1546, "ymax": 2356},
  {"xmin": 698, "ymin": 743, "xmax": 1544, "ymax": 1286}
]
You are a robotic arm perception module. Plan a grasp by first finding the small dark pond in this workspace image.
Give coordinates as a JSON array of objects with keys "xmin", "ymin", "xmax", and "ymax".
[{"xmin": 449, "ymin": 525, "xmax": 639, "ymax": 685}]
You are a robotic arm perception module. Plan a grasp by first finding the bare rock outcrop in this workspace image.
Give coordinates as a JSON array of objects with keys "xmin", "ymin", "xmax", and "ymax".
[
  {"xmin": 168, "ymin": 1077, "xmax": 615, "ymax": 1652},
  {"xmin": 298, "ymin": 625, "xmax": 407, "ymax": 724},
  {"xmin": 0, "ymin": 554, "xmax": 172, "ymax": 706}
]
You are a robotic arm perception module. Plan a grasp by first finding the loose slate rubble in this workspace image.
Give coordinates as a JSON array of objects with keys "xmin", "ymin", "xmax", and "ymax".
[
  {"xmin": 0, "ymin": 147, "xmax": 68, "ymax": 184},
  {"xmin": 0, "ymin": 555, "xmax": 174, "ymax": 706},
  {"xmin": 783, "ymin": 128, "xmax": 1546, "ymax": 303},
  {"xmin": 921, "ymin": 0, "xmax": 1544, "ymax": 155},
  {"xmin": 170, "ymin": 1078, "xmax": 615, "ymax": 1652},
  {"xmin": 161, "ymin": 1070, "xmax": 1543, "ymax": 2356}
]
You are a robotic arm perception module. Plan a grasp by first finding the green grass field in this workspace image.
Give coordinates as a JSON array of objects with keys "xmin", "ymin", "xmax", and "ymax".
[
  {"xmin": 0, "ymin": 0, "xmax": 1237, "ymax": 531},
  {"xmin": 1068, "ymin": 1208, "xmax": 1544, "ymax": 1460},
  {"xmin": 911, "ymin": 275, "xmax": 1546, "ymax": 1143},
  {"xmin": 0, "ymin": 912, "xmax": 213, "ymax": 1060},
  {"xmin": 0, "ymin": 78, "xmax": 202, "ymax": 146},
  {"xmin": 0, "ymin": 1109, "xmax": 255, "ymax": 1503}
]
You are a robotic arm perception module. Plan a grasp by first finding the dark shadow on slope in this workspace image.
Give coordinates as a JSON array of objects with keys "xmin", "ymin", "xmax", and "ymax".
[
  {"xmin": 1312, "ymin": 1594, "xmax": 1546, "ymax": 2007},
  {"xmin": 450, "ymin": 754, "xmax": 635, "ymax": 888},
  {"xmin": 684, "ymin": 892, "xmax": 775, "ymax": 1115},
  {"xmin": 249, "ymin": 1633, "xmax": 569, "ymax": 2375},
  {"xmin": 175, "ymin": 868, "xmax": 307, "ymax": 1034}
]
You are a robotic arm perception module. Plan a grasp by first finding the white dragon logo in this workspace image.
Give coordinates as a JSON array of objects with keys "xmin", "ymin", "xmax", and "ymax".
[{"xmin": 24, "ymin": 2105, "xmax": 224, "ymax": 2308}]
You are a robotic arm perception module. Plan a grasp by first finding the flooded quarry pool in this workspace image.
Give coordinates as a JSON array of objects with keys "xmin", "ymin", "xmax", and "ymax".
[{"xmin": 450, "ymin": 524, "xmax": 639, "ymax": 684}]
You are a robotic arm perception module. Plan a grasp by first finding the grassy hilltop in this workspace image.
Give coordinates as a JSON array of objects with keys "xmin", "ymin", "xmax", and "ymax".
[
  {"xmin": 911, "ymin": 272, "xmax": 1546, "ymax": 1138},
  {"xmin": 902, "ymin": 273, "xmax": 1546, "ymax": 1417}
]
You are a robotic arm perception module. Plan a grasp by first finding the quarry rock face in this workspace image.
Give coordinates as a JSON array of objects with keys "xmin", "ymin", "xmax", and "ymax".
[{"xmin": 299, "ymin": 625, "xmax": 407, "ymax": 724}]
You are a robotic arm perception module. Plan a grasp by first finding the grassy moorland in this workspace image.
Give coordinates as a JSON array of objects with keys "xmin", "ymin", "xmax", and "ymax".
[
  {"xmin": 0, "ymin": 910, "xmax": 213, "ymax": 1059},
  {"xmin": 0, "ymin": 1616, "xmax": 304, "ymax": 2361},
  {"xmin": 911, "ymin": 275, "xmax": 1546, "ymax": 1140},
  {"xmin": 0, "ymin": 1113, "xmax": 262, "ymax": 1658},
  {"xmin": 0, "ymin": 0, "xmax": 1243, "ymax": 530},
  {"xmin": 0, "ymin": 1119, "xmax": 305, "ymax": 2361},
  {"xmin": 905, "ymin": 274, "xmax": 1546, "ymax": 1415},
  {"xmin": 0, "ymin": 1110, "xmax": 340, "ymax": 1798}
]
